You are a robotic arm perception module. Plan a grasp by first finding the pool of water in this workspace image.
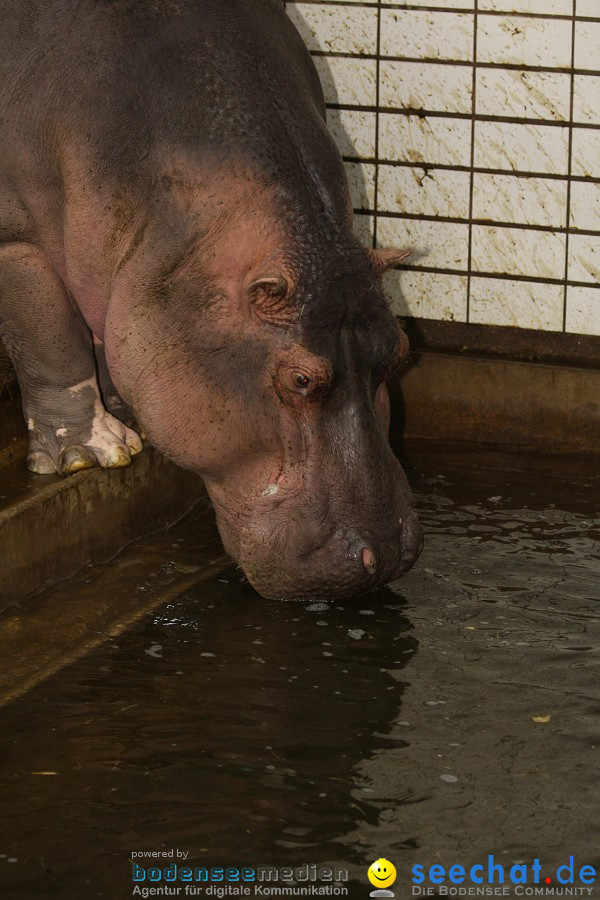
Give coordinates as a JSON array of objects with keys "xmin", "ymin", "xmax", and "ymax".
[{"xmin": 0, "ymin": 446, "xmax": 598, "ymax": 899}]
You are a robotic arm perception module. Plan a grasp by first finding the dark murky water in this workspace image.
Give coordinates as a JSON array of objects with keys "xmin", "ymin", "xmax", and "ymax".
[{"xmin": 0, "ymin": 447, "xmax": 599, "ymax": 899}]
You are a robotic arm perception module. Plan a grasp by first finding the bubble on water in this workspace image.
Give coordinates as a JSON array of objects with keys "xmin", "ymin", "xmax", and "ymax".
[
  {"xmin": 200, "ymin": 652, "xmax": 216, "ymax": 658},
  {"xmin": 359, "ymin": 609, "xmax": 375, "ymax": 615},
  {"xmin": 306, "ymin": 603, "xmax": 329, "ymax": 612},
  {"xmin": 348, "ymin": 629, "xmax": 366, "ymax": 640},
  {"xmin": 144, "ymin": 644, "xmax": 163, "ymax": 658},
  {"xmin": 440, "ymin": 774, "xmax": 459, "ymax": 784}
]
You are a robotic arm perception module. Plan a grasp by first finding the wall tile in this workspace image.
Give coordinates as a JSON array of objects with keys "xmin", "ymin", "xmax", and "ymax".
[
  {"xmin": 382, "ymin": 0, "xmax": 475, "ymax": 7},
  {"xmin": 477, "ymin": 15, "xmax": 572, "ymax": 68},
  {"xmin": 575, "ymin": 20, "xmax": 600, "ymax": 70},
  {"xmin": 470, "ymin": 277, "xmax": 565, "ymax": 330},
  {"xmin": 378, "ymin": 166, "xmax": 471, "ymax": 218},
  {"xmin": 380, "ymin": 61, "xmax": 472, "ymax": 114},
  {"xmin": 474, "ymin": 121, "xmax": 569, "ymax": 175},
  {"xmin": 570, "ymin": 181, "xmax": 600, "ymax": 231},
  {"xmin": 379, "ymin": 114, "xmax": 472, "ymax": 167},
  {"xmin": 313, "ymin": 57, "xmax": 377, "ymax": 106},
  {"xmin": 479, "ymin": 0, "xmax": 571, "ymax": 12},
  {"xmin": 380, "ymin": 11, "xmax": 474, "ymax": 62},
  {"xmin": 384, "ymin": 270, "xmax": 468, "ymax": 321},
  {"xmin": 472, "ymin": 225, "xmax": 566, "ymax": 280},
  {"xmin": 344, "ymin": 162, "xmax": 376, "ymax": 211},
  {"xmin": 573, "ymin": 76, "xmax": 600, "ymax": 125},
  {"xmin": 377, "ymin": 217, "xmax": 470, "ymax": 270},
  {"xmin": 568, "ymin": 233, "xmax": 600, "ymax": 284},
  {"xmin": 472, "ymin": 173, "xmax": 568, "ymax": 228},
  {"xmin": 286, "ymin": 4, "xmax": 377, "ymax": 54},
  {"xmin": 326, "ymin": 109, "xmax": 376, "ymax": 157},
  {"xmin": 577, "ymin": 0, "xmax": 600, "ymax": 17},
  {"xmin": 566, "ymin": 286, "xmax": 600, "ymax": 336},
  {"xmin": 476, "ymin": 69, "xmax": 571, "ymax": 121},
  {"xmin": 571, "ymin": 128, "xmax": 600, "ymax": 178}
]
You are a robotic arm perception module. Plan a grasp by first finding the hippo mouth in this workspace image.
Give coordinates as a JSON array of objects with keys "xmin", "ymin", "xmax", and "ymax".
[
  {"xmin": 236, "ymin": 515, "xmax": 424, "ymax": 600},
  {"xmin": 213, "ymin": 477, "xmax": 424, "ymax": 600}
]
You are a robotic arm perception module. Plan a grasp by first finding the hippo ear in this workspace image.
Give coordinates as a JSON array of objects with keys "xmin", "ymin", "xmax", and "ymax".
[
  {"xmin": 246, "ymin": 273, "xmax": 291, "ymax": 323},
  {"xmin": 369, "ymin": 247, "xmax": 413, "ymax": 273}
]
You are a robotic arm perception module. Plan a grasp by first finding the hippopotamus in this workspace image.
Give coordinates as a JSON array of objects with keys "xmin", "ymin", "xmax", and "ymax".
[{"xmin": 0, "ymin": 0, "xmax": 423, "ymax": 599}]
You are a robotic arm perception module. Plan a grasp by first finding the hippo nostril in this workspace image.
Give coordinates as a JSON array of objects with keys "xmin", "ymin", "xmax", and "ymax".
[{"xmin": 361, "ymin": 547, "xmax": 377, "ymax": 575}]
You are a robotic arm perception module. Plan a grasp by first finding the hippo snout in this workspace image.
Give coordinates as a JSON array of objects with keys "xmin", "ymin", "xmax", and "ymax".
[
  {"xmin": 239, "ymin": 512, "xmax": 424, "ymax": 601},
  {"xmin": 340, "ymin": 514, "xmax": 423, "ymax": 581}
]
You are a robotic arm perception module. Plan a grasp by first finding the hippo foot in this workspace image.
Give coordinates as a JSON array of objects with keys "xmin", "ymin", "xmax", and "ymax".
[{"xmin": 26, "ymin": 404, "xmax": 143, "ymax": 476}]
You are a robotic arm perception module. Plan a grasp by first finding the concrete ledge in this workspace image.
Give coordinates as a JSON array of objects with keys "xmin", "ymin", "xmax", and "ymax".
[
  {"xmin": 391, "ymin": 351, "xmax": 600, "ymax": 455},
  {"xmin": 0, "ymin": 447, "xmax": 206, "ymax": 610},
  {"xmin": 0, "ymin": 501, "xmax": 228, "ymax": 706}
]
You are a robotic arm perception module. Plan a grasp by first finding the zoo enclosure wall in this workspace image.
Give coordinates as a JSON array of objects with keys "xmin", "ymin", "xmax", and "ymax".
[{"xmin": 285, "ymin": 0, "xmax": 600, "ymax": 339}]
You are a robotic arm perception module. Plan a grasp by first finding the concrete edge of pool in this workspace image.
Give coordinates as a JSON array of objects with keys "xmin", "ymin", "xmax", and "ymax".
[
  {"xmin": 0, "ymin": 393, "xmax": 206, "ymax": 611},
  {"xmin": 0, "ymin": 526, "xmax": 230, "ymax": 707}
]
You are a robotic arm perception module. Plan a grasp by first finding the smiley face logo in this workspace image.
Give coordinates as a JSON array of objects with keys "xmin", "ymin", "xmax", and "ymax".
[{"xmin": 368, "ymin": 858, "xmax": 397, "ymax": 889}]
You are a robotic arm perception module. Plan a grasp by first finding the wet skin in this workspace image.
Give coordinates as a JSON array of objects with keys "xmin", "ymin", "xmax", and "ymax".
[{"xmin": 0, "ymin": 0, "xmax": 423, "ymax": 598}]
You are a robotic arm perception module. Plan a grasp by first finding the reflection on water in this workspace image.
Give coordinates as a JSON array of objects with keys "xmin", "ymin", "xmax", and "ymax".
[{"xmin": 0, "ymin": 448, "xmax": 598, "ymax": 898}]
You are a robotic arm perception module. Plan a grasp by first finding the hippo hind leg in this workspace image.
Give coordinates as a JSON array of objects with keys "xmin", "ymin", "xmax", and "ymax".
[{"xmin": 0, "ymin": 243, "xmax": 142, "ymax": 475}]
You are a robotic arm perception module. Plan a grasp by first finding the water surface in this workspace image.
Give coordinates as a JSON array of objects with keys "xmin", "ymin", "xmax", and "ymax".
[{"xmin": 0, "ymin": 447, "xmax": 598, "ymax": 898}]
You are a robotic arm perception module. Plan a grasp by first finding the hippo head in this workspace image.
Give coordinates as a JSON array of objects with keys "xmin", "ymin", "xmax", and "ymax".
[
  {"xmin": 206, "ymin": 245, "xmax": 423, "ymax": 599},
  {"xmin": 107, "ymin": 225, "xmax": 423, "ymax": 600}
]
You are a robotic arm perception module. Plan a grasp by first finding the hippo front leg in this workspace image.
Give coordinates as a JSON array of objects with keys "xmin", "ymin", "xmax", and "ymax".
[
  {"xmin": 93, "ymin": 336, "xmax": 136, "ymax": 428},
  {"xmin": 0, "ymin": 243, "xmax": 142, "ymax": 475}
]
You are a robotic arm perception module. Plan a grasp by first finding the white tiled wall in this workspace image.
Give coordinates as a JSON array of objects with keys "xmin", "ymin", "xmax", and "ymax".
[{"xmin": 286, "ymin": 1, "xmax": 600, "ymax": 337}]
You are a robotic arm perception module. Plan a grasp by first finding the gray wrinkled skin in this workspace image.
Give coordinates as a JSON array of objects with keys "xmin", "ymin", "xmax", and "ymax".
[{"xmin": 0, "ymin": 0, "xmax": 423, "ymax": 598}]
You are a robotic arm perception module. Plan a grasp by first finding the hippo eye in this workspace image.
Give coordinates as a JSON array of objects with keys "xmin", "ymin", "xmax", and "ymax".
[
  {"xmin": 294, "ymin": 372, "xmax": 311, "ymax": 389},
  {"xmin": 279, "ymin": 364, "xmax": 327, "ymax": 397}
]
